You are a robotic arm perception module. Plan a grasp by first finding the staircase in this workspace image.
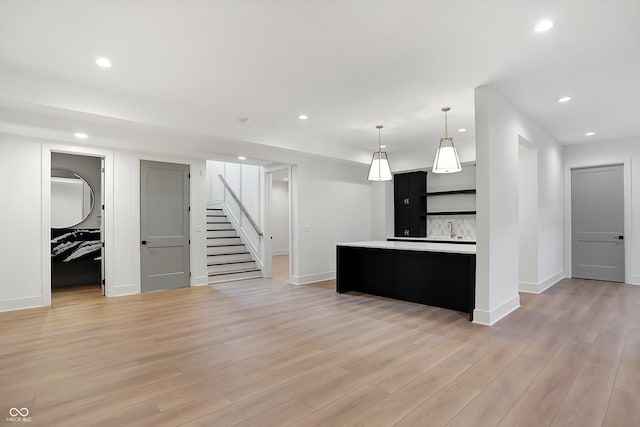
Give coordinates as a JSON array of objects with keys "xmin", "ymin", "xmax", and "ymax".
[{"xmin": 207, "ymin": 206, "xmax": 262, "ymax": 283}]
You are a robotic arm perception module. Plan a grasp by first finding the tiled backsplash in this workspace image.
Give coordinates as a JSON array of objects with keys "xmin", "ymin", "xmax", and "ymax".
[{"xmin": 427, "ymin": 215, "xmax": 476, "ymax": 240}]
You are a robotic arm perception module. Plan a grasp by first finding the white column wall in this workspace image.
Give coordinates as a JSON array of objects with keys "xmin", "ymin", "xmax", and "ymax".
[{"xmin": 474, "ymin": 85, "xmax": 564, "ymax": 325}]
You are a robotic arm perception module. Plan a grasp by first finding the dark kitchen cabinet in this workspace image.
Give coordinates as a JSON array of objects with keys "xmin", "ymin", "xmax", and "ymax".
[{"xmin": 394, "ymin": 171, "xmax": 426, "ymax": 237}]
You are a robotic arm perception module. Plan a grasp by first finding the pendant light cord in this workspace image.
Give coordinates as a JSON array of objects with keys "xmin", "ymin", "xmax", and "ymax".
[
  {"xmin": 378, "ymin": 126, "xmax": 382, "ymax": 177},
  {"xmin": 444, "ymin": 109, "xmax": 448, "ymax": 138}
]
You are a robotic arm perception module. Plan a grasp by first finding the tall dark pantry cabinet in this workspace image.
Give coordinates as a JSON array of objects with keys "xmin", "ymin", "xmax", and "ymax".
[{"xmin": 394, "ymin": 171, "xmax": 427, "ymax": 237}]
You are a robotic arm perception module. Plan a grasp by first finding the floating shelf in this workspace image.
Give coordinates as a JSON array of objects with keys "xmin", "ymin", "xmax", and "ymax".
[
  {"xmin": 423, "ymin": 211, "xmax": 477, "ymax": 216},
  {"xmin": 424, "ymin": 189, "xmax": 476, "ymax": 196}
]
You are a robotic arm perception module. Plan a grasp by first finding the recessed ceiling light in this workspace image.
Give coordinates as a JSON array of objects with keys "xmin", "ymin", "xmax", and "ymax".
[
  {"xmin": 238, "ymin": 156, "xmax": 246, "ymax": 160},
  {"xmin": 585, "ymin": 132, "xmax": 595, "ymax": 136},
  {"xmin": 95, "ymin": 57, "xmax": 112, "ymax": 68},
  {"xmin": 298, "ymin": 114, "xmax": 308, "ymax": 120},
  {"xmin": 457, "ymin": 128, "xmax": 467, "ymax": 133},
  {"xmin": 557, "ymin": 96, "xmax": 571, "ymax": 103},
  {"xmin": 283, "ymin": 177, "xmax": 289, "ymax": 182},
  {"xmin": 534, "ymin": 20, "xmax": 553, "ymax": 32},
  {"xmin": 74, "ymin": 132, "xmax": 89, "ymax": 139},
  {"xmin": 380, "ymin": 145, "xmax": 387, "ymax": 149}
]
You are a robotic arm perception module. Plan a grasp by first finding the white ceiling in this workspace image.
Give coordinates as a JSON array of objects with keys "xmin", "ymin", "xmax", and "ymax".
[{"xmin": 1, "ymin": 0, "xmax": 638, "ymax": 163}]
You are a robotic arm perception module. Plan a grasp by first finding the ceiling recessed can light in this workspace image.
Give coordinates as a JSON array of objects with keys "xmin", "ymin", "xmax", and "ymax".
[
  {"xmin": 95, "ymin": 57, "xmax": 112, "ymax": 68},
  {"xmin": 74, "ymin": 132, "xmax": 89, "ymax": 139},
  {"xmin": 535, "ymin": 20, "xmax": 553, "ymax": 32},
  {"xmin": 457, "ymin": 128, "xmax": 467, "ymax": 133},
  {"xmin": 557, "ymin": 96, "xmax": 571, "ymax": 103},
  {"xmin": 238, "ymin": 156, "xmax": 247, "ymax": 160},
  {"xmin": 380, "ymin": 145, "xmax": 387, "ymax": 148},
  {"xmin": 585, "ymin": 132, "xmax": 595, "ymax": 136},
  {"xmin": 283, "ymin": 177, "xmax": 289, "ymax": 182},
  {"xmin": 298, "ymin": 114, "xmax": 308, "ymax": 120}
]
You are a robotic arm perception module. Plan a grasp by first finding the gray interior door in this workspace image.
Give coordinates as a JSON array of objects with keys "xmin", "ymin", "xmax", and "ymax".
[
  {"xmin": 140, "ymin": 160, "xmax": 190, "ymax": 292},
  {"xmin": 571, "ymin": 165, "xmax": 624, "ymax": 282}
]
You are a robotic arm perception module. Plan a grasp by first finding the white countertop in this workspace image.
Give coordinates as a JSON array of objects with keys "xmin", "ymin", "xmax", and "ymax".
[
  {"xmin": 337, "ymin": 240, "xmax": 476, "ymax": 254},
  {"xmin": 389, "ymin": 237, "xmax": 476, "ymax": 243}
]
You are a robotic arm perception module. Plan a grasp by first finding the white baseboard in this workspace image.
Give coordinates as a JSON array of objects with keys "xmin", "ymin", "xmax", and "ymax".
[
  {"xmin": 191, "ymin": 275, "xmax": 209, "ymax": 287},
  {"xmin": 291, "ymin": 271, "xmax": 335, "ymax": 285},
  {"xmin": 630, "ymin": 275, "xmax": 640, "ymax": 285},
  {"xmin": 0, "ymin": 295, "xmax": 44, "ymax": 312},
  {"xmin": 110, "ymin": 283, "xmax": 138, "ymax": 297},
  {"xmin": 538, "ymin": 272, "xmax": 564, "ymax": 293},
  {"xmin": 473, "ymin": 295, "xmax": 520, "ymax": 326},
  {"xmin": 272, "ymin": 250, "xmax": 289, "ymax": 256},
  {"xmin": 519, "ymin": 271, "xmax": 564, "ymax": 294},
  {"xmin": 207, "ymin": 199, "xmax": 223, "ymax": 207},
  {"xmin": 518, "ymin": 281, "xmax": 539, "ymax": 294}
]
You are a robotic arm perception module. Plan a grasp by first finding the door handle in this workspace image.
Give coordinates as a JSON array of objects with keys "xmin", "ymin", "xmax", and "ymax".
[
  {"xmin": 141, "ymin": 240, "xmax": 147, "ymax": 245},
  {"xmin": 616, "ymin": 236, "xmax": 624, "ymax": 240}
]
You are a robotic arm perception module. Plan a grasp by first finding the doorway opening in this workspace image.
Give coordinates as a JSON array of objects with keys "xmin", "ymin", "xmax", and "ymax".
[
  {"xmin": 50, "ymin": 152, "xmax": 105, "ymax": 304},
  {"xmin": 266, "ymin": 166, "xmax": 292, "ymax": 283},
  {"xmin": 518, "ymin": 137, "xmax": 538, "ymax": 292}
]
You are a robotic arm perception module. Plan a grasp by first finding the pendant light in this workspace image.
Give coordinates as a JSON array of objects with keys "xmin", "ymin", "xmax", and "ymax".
[
  {"xmin": 432, "ymin": 107, "xmax": 462, "ymax": 173},
  {"xmin": 368, "ymin": 125, "xmax": 393, "ymax": 181}
]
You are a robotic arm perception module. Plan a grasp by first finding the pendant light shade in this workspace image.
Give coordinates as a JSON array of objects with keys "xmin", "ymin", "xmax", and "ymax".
[
  {"xmin": 368, "ymin": 125, "xmax": 393, "ymax": 181},
  {"xmin": 432, "ymin": 107, "xmax": 462, "ymax": 174}
]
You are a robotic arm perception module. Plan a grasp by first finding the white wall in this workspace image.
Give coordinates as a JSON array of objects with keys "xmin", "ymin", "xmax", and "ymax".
[
  {"xmin": 0, "ymin": 137, "xmax": 43, "ymax": 310},
  {"xmin": 0, "ymin": 133, "xmax": 208, "ymax": 311},
  {"xmin": 370, "ymin": 182, "xmax": 387, "ymax": 241},
  {"xmin": 563, "ymin": 137, "xmax": 640, "ymax": 285},
  {"xmin": 205, "ymin": 160, "xmax": 225, "ymax": 204},
  {"xmin": 474, "ymin": 85, "xmax": 564, "ymax": 325},
  {"xmin": 270, "ymin": 181, "xmax": 290, "ymax": 255},
  {"xmin": 291, "ymin": 157, "xmax": 373, "ymax": 284}
]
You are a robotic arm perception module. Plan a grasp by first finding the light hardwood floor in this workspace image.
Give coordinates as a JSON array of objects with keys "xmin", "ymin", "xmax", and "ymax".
[
  {"xmin": 272, "ymin": 254, "xmax": 289, "ymax": 282},
  {"xmin": 1, "ymin": 277, "xmax": 639, "ymax": 426}
]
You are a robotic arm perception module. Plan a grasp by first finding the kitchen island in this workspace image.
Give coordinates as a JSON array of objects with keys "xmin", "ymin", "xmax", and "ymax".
[{"xmin": 336, "ymin": 241, "xmax": 476, "ymax": 320}]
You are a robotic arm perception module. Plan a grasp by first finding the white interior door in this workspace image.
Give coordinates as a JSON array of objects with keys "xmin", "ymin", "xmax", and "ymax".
[{"xmin": 571, "ymin": 165, "xmax": 625, "ymax": 282}]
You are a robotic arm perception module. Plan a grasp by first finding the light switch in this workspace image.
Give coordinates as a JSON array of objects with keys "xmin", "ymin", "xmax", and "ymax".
[{"xmin": 200, "ymin": 169, "xmax": 205, "ymax": 176}]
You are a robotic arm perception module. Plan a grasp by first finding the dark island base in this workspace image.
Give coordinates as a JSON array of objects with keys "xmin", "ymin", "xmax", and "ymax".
[{"xmin": 337, "ymin": 246, "xmax": 476, "ymax": 320}]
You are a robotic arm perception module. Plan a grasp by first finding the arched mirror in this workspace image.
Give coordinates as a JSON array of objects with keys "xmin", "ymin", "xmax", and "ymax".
[{"xmin": 51, "ymin": 169, "xmax": 94, "ymax": 229}]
